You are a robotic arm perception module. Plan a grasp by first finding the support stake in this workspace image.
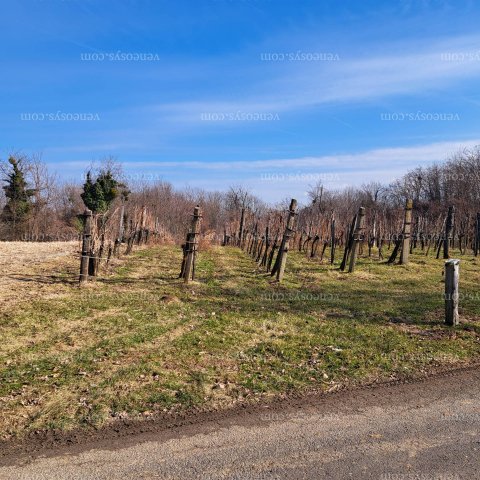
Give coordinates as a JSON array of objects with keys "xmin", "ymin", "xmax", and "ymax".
[{"xmin": 445, "ymin": 259, "xmax": 460, "ymax": 326}]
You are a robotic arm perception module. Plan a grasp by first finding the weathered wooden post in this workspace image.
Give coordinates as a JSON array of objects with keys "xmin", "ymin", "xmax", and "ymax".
[
  {"xmin": 182, "ymin": 205, "xmax": 202, "ymax": 283},
  {"xmin": 330, "ymin": 214, "xmax": 336, "ymax": 264},
  {"xmin": 443, "ymin": 206, "xmax": 455, "ymax": 259},
  {"xmin": 348, "ymin": 207, "xmax": 366, "ymax": 273},
  {"xmin": 256, "ymin": 233, "xmax": 265, "ymax": 262},
  {"xmin": 267, "ymin": 229, "xmax": 279, "ymax": 272},
  {"xmin": 79, "ymin": 208, "xmax": 92, "ymax": 284},
  {"xmin": 276, "ymin": 199, "xmax": 297, "ymax": 283},
  {"xmin": 474, "ymin": 213, "xmax": 480, "ymax": 257},
  {"xmin": 340, "ymin": 214, "xmax": 357, "ymax": 271},
  {"xmin": 113, "ymin": 202, "xmax": 125, "ymax": 256},
  {"xmin": 239, "ymin": 207, "xmax": 246, "ymax": 249},
  {"xmin": 106, "ymin": 242, "xmax": 113, "ymax": 265},
  {"xmin": 445, "ymin": 259, "xmax": 460, "ymax": 326},
  {"xmin": 261, "ymin": 224, "xmax": 269, "ymax": 266},
  {"xmin": 125, "ymin": 218, "xmax": 135, "ymax": 255},
  {"xmin": 139, "ymin": 205, "xmax": 147, "ymax": 245},
  {"xmin": 400, "ymin": 199, "xmax": 413, "ymax": 265}
]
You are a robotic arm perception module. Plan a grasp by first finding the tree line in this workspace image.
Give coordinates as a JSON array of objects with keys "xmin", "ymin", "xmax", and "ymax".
[{"xmin": 1, "ymin": 147, "xmax": 479, "ymax": 249}]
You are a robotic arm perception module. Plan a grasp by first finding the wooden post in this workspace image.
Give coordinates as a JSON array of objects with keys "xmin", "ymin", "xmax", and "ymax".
[
  {"xmin": 276, "ymin": 199, "xmax": 297, "ymax": 282},
  {"xmin": 444, "ymin": 206, "xmax": 455, "ymax": 259},
  {"xmin": 182, "ymin": 206, "xmax": 202, "ymax": 283},
  {"xmin": 140, "ymin": 205, "xmax": 147, "ymax": 245},
  {"xmin": 267, "ymin": 229, "xmax": 279, "ymax": 272},
  {"xmin": 94, "ymin": 232, "xmax": 105, "ymax": 276},
  {"xmin": 340, "ymin": 214, "xmax": 357, "ymax": 271},
  {"xmin": 79, "ymin": 209, "xmax": 92, "ymax": 284},
  {"xmin": 387, "ymin": 236, "xmax": 401, "ymax": 264},
  {"xmin": 106, "ymin": 242, "xmax": 113, "ymax": 266},
  {"xmin": 330, "ymin": 214, "xmax": 336, "ymax": 264},
  {"xmin": 348, "ymin": 207, "xmax": 366, "ymax": 273},
  {"xmin": 400, "ymin": 199, "xmax": 413, "ymax": 265},
  {"xmin": 114, "ymin": 202, "xmax": 125, "ymax": 256},
  {"xmin": 256, "ymin": 235, "xmax": 265, "ymax": 262},
  {"xmin": 474, "ymin": 213, "xmax": 480, "ymax": 257},
  {"xmin": 239, "ymin": 207, "xmax": 246, "ymax": 249},
  {"xmin": 261, "ymin": 225, "xmax": 269, "ymax": 266},
  {"xmin": 445, "ymin": 259, "xmax": 460, "ymax": 326}
]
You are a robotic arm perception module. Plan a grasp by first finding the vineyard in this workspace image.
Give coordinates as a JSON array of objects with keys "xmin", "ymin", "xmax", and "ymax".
[
  {"xmin": 1, "ymin": 146, "xmax": 480, "ymax": 442},
  {"xmin": 1, "ymin": 192, "xmax": 480, "ymax": 440}
]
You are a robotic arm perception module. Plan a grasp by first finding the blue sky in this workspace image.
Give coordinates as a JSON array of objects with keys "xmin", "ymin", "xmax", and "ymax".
[{"xmin": 1, "ymin": 0, "xmax": 480, "ymax": 202}]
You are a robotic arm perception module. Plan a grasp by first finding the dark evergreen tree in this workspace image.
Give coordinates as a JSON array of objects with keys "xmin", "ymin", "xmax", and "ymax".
[
  {"xmin": 1, "ymin": 157, "xmax": 35, "ymax": 238},
  {"xmin": 81, "ymin": 169, "xmax": 126, "ymax": 214}
]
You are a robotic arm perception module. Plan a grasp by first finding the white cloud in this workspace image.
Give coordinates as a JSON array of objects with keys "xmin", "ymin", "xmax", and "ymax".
[
  {"xmin": 51, "ymin": 138, "xmax": 479, "ymax": 202},
  {"xmin": 115, "ymin": 138, "xmax": 478, "ymax": 171},
  {"xmin": 150, "ymin": 34, "xmax": 480, "ymax": 124}
]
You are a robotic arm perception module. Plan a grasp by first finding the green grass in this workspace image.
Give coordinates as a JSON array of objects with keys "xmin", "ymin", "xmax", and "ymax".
[{"xmin": 1, "ymin": 244, "xmax": 479, "ymax": 438}]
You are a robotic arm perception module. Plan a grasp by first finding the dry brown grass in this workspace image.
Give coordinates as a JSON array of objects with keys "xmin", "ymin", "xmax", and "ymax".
[{"xmin": 0, "ymin": 241, "xmax": 79, "ymax": 308}]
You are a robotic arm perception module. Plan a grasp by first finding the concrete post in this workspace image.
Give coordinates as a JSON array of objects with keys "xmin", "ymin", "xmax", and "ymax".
[{"xmin": 445, "ymin": 259, "xmax": 460, "ymax": 326}]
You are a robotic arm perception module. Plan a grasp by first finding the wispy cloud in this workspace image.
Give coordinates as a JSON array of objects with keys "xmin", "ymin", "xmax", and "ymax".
[
  {"xmin": 51, "ymin": 138, "xmax": 479, "ymax": 202},
  {"xmin": 46, "ymin": 142, "xmax": 142, "ymax": 153},
  {"xmin": 149, "ymin": 34, "xmax": 480, "ymax": 127},
  {"xmin": 110, "ymin": 138, "xmax": 479, "ymax": 172}
]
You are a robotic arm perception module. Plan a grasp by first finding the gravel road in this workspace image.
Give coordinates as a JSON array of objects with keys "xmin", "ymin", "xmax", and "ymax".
[{"xmin": 1, "ymin": 367, "xmax": 479, "ymax": 479}]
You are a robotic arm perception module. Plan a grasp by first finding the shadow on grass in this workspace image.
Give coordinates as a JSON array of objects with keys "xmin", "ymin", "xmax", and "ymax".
[{"xmin": 6, "ymin": 273, "xmax": 78, "ymax": 286}]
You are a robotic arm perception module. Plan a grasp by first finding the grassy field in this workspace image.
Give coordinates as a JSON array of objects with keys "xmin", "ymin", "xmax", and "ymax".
[{"xmin": 1, "ymin": 243, "xmax": 480, "ymax": 439}]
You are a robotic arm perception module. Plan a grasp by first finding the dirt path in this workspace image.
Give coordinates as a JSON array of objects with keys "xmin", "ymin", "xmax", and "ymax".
[{"xmin": 1, "ymin": 366, "xmax": 479, "ymax": 479}]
